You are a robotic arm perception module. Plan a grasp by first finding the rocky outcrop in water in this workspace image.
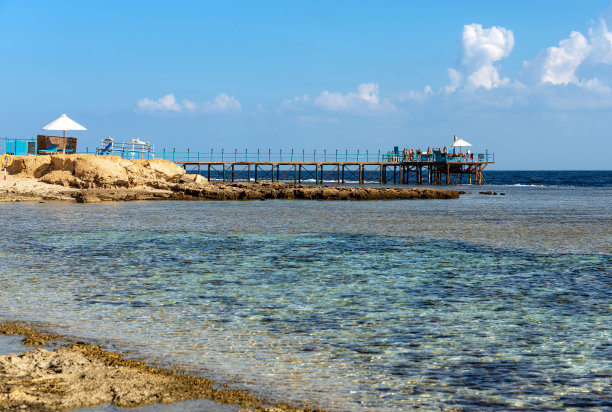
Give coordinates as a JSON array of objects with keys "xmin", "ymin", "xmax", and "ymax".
[
  {"xmin": 174, "ymin": 181, "xmax": 460, "ymax": 201},
  {"xmin": 8, "ymin": 154, "xmax": 191, "ymax": 189},
  {"xmin": 3, "ymin": 155, "xmax": 460, "ymax": 202}
]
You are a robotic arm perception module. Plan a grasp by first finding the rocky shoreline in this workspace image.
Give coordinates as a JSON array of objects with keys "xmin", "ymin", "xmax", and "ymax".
[
  {"xmin": 0, "ymin": 322, "xmax": 320, "ymax": 411},
  {"xmin": 1, "ymin": 154, "xmax": 460, "ymax": 202}
]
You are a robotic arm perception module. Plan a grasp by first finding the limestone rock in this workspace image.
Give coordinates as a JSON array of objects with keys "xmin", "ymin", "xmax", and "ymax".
[
  {"xmin": 49, "ymin": 154, "xmax": 76, "ymax": 173},
  {"xmin": 75, "ymin": 192, "xmax": 101, "ymax": 203},
  {"xmin": 72, "ymin": 155, "xmax": 132, "ymax": 187},
  {"xmin": 6, "ymin": 155, "xmax": 51, "ymax": 177},
  {"xmin": 6, "ymin": 154, "xmax": 189, "ymax": 191},
  {"xmin": 179, "ymin": 173, "xmax": 208, "ymax": 185},
  {"xmin": 39, "ymin": 170, "xmax": 83, "ymax": 187},
  {"xmin": 135, "ymin": 158, "xmax": 186, "ymax": 182}
]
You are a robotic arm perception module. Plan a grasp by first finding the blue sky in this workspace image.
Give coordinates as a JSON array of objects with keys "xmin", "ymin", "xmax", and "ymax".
[{"xmin": 1, "ymin": 1, "xmax": 612, "ymax": 169}]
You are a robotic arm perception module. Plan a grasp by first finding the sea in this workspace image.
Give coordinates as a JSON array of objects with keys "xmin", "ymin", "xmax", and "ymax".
[{"xmin": 0, "ymin": 170, "xmax": 610, "ymax": 411}]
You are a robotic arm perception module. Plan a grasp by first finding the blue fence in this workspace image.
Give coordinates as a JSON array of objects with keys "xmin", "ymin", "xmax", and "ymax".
[
  {"xmin": 87, "ymin": 148, "xmax": 494, "ymax": 163},
  {"xmin": 2, "ymin": 139, "xmax": 494, "ymax": 163}
]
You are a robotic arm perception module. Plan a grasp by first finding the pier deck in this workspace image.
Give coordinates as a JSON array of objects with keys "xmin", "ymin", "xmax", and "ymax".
[{"xmin": 175, "ymin": 159, "xmax": 494, "ymax": 185}]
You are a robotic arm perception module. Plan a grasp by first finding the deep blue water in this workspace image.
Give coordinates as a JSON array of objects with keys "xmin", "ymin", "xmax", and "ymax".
[
  {"xmin": 484, "ymin": 170, "xmax": 612, "ymax": 187},
  {"xmin": 198, "ymin": 168, "xmax": 612, "ymax": 188},
  {"xmin": 0, "ymin": 177, "xmax": 610, "ymax": 410}
]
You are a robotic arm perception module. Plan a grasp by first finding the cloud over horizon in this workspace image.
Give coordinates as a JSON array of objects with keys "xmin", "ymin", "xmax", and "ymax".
[
  {"xmin": 136, "ymin": 93, "xmax": 241, "ymax": 113},
  {"xmin": 138, "ymin": 11, "xmax": 612, "ymax": 116},
  {"xmin": 136, "ymin": 93, "xmax": 181, "ymax": 112},
  {"xmin": 442, "ymin": 23, "xmax": 515, "ymax": 93},
  {"xmin": 524, "ymin": 18, "xmax": 612, "ymax": 91},
  {"xmin": 282, "ymin": 83, "xmax": 394, "ymax": 114}
]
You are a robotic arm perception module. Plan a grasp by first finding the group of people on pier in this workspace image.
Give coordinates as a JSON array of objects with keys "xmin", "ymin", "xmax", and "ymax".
[
  {"xmin": 401, "ymin": 147, "xmax": 436, "ymax": 162},
  {"xmin": 392, "ymin": 146, "xmax": 474, "ymax": 162}
]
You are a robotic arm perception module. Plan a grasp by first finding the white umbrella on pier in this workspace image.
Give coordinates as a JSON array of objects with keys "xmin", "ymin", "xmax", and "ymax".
[
  {"xmin": 451, "ymin": 137, "xmax": 472, "ymax": 153},
  {"xmin": 42, "ymin": 114, "xmax": 87, "ymax": 154}
]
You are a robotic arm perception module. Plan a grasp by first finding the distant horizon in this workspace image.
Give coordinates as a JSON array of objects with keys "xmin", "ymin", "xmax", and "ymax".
[{"xmin": 2, "ymin": 0, "xmax": 612, "ymax": 170}]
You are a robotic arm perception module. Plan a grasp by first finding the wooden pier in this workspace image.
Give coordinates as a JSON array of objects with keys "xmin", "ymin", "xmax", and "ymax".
[{"xmin": 175, "ymin": 159, "xmax": 494, "ymax": 185}]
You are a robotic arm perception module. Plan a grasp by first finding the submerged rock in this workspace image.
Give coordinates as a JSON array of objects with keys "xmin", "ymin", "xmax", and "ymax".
[
  {"xmin": 0, "ymin": 321, "xmax": 313, "ymax": 411},
  {"xmin": 75, "ymin": 192, "xmax": 101, "ymax": 203}
]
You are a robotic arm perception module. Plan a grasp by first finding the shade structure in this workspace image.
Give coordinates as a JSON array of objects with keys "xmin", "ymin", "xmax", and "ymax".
[
  {"xmin": 451, "ymin": 137, "xmax": 472, "ymax": 155},
  {"xmin": 42, "ymin": 114, "xmax": 86, "ymax": 154},
  {"xmin": 451, "ymin": 138, "xmax": 472, "ymax": 147}
]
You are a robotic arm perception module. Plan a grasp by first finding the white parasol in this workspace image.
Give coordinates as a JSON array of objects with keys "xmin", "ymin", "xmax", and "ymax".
[
  {"xmin": 451, "ymin": 137, "xmax": 472, "ymax": 153},
  {"xmin": 42, "ymin": 114, "xmax": 86, "ymax": 154}
]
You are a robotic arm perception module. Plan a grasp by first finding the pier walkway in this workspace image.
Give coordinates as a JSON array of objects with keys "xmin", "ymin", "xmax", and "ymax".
[{"xmin": 172, "ymin": 151, "xmax": 495, "ymax": 185}]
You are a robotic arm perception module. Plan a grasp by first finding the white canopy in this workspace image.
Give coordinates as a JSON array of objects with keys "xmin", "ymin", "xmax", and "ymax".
[
  {"xmin": 42, "ymin": 114, "xmax": 86, "ymax": 132},
  {"xmin": 451, "ymin": 138, "xmax": 472, "ymax": 147},
  {"xmin": 41, "ymin": 114, "xmax": 86, "ymax": 154}
]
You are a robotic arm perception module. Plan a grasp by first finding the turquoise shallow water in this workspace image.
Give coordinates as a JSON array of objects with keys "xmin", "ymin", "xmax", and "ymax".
[{"xmin": 0, "ymin": 184, "xmax": 610, "ymax": 410}]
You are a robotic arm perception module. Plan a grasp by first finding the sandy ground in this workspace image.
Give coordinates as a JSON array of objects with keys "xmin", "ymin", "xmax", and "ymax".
[
  {"xmin": 0, "ymin": 175, "xmax": 76, "ymax": 202},
  {"xmin": 0, "ymin": 322, "xmax": 321, "ymax": 412}
]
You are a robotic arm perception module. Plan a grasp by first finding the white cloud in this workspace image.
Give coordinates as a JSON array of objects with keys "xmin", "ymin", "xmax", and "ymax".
[
  {"xmin": 280, "ymin": 95, "xmax": 311, "ymax": 112},
  {"xmin": 136, "ymin": 93, "xmax": 181, "ymax": 112},
  {"xmin": 395, "ymin": 85, "xmax": 434, "ymax": 102},
  {"xmin": 538, "ymin": 31, "xmax": 591, "ymax": 85},
  {"xmin": 462, "ymin": 24, "xmax": 514, "ymax": 67},
  {"xmin": 281, "ymin": 83, "xmax": 392, "ymax": 113},
  {"xmin": 202, "ymin": 93, "xmax": 241, "ymax": 113},
  {"xmin": 136, "ymin": 93, "xmax": 241, "ymax": 113},
  {"xmin": 444, "ymin": 23, "xmax": 514, "ymax": 92},
  {"xmin": 443, "ymin": 69, "xmax": 462, "ymax": 94},
  {"xmin": 182, "ymin": 99, "xmax": 198, "ymax": 112},
  {"xmin": 313, "ymin": 83, "xmax": 392, "ymax": 111},
  {"xmin": 589, "ymin": 18, "xmax": 612, "ymax": 65},
  {"xmin": 524, "ymin": 18, "xmax": 612, "ymax": 89},
  {"xmin": 580, "ymin": 77, "xmax": 612, "ymax": 93}
]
